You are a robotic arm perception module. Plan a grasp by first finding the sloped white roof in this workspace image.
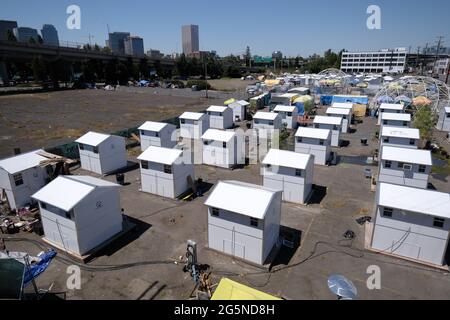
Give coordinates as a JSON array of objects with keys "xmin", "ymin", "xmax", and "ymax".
[
  {"xmin": 262, "ymin": 149, "xmax": 312, "ymax": 170},
  {"xmin": 280, "ymin": 93, "xmax": 299, "ymax": 98},
  {"xmin": 76, "ymin": 131, "xmax": 110, "ymax": 147},
  {"xmin": 380, "ymin": 103, "xmax": 404, "ymax": 111},
  {"xmin": 32, "ymin": 176, "xmax": 119, "ymax": 212},
  {"xmin": 201, "ymin": 129, "xmax": 235, "ymax": 142},
  {"xmin": 0, "ymin": 150, "xmax": 47, "ymax": 175},
  {"xmin": 274, "ymin": 105, "xmax": 296, "ymax": 112},
  {"xmin": 288, "ymin": 87, "xmax": 309, "ymax": 93},
  {"xmin": 137, "ymin": 146, "xmax": 183, "ymax": 165},
  {"xmin": 326, "ymin": 107, "xmax": 351, "ymax": 116},
  {"xmin": 381, "ymin": 113, "xmax": 411, "ymax": 121},
  {"xmin": 314, "ymin": 115, "xmax": 343, "ymax": 126},
  {"xmin": 180, "ymin": 112, "xmax": 205, "ymax": 120},
  {"xmin": 205, "ymin": 181, "xmax": 279, "ymax": 219},
  {"xmin": 381, "ymin": 126, "xmax": 420, "ymax": 139},
  {"xmin": 207, "ymin": 105, "xmax": 229, "ymax": 113},
  {"xmin": 381, "ymin": 146, "xmax": 432, "ymax": 166},
  {"xmin": 295, "ymin": 127, "xmax": 331, "ymax": 140},
  {"xmin": 254, "ymin": 112, "xmax": 279, "ymax": 121},
  {"xmin": 237, "ymin": 100, "xmax": 250, "ymax": 106},
  {"xmin": 332, "ymin": 102, "xmax": 353, "ymax": 110},
  {"xmin": 138, "ymin": 121, "xmax": 171, "ymax": 132},
  {"xmin": 444, "ymin": 107, "xmax": 450, "ymax": 113},
  {"xmin": 378, "ymin": 183, "xmax": 450, "ymax": 219}
]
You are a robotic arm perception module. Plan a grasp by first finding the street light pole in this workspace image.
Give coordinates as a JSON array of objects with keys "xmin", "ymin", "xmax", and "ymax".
[{"xmin": 204, "ymin": 56, "xmax": 208, "ymax": 99}]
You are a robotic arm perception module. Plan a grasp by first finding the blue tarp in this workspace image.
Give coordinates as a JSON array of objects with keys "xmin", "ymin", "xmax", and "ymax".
[
  {"xmin": 23, "ymin": 250, "xmax": 57, "ymax": 287},
  {"xmin": 295, "ymin": 102, "xmax": 305, "ymax": 116},
  {"xmin": 320, "ymin": 95, "xmax": 333, "ymax": 105},
  {"xmin": 332, "ymin": 96, "xmax": 369, "ymax": 105}
]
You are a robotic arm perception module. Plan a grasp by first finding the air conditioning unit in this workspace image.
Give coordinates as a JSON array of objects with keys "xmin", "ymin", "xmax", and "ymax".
[{"xmin": 403, "ymin": 164, "xmax": 413, "ymax": 171}]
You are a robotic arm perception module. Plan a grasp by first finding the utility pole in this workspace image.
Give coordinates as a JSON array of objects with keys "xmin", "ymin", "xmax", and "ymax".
[
  {"xmin": 203, "ymin": 54, "xmax": 208, "ymax": 99},
  {"xmin": 434, "ymin": 36, "xmax": 444, "ymax": 77}
]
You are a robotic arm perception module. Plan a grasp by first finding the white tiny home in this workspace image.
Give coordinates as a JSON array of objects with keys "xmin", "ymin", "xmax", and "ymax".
[
  {"xmin": 332, "ymin": 102, "xmax": 354, "ymax": 123},
  {"xmin": 262, "ymin": 149, "xmax": 314, "ymax": 204},
  {"xmin": 371, "ymin": 183, "xmax": 450, "ymax": 266},
  {"xmin": 313, "ymin": 116, "xmax": 343, "ymax": 147},
  {"xmin": 436, "ymin": 107, "xmax": 450, "ymax": 132},
  {"xmin": 179, "ymin": 112, "xmax": 209, "ymax": 140},
  {"xmin": 76, "ymin": 132, "xmax": 127, "ymax": 175},
  {"xmin": 207, "ymin": 106, "xmax": 234, "ymax": 130},
  {"xmin": 295, "ymin": 127, "xmax": 332, "ymax": 165},
  {"xmin": 379, "ymin": 126, "xmax": 420, "ymax": 154},
  {"xmin": 288, "ymin": 87, "xmax": 310, "ymax": 95},
  {"xmin": 201, "ymin": 129, "xmax": 244, "ymax": 169},
  {"xmin": 273, "ymin": 105, "xmax": 299, "ymax": 129},
  {"xmin": 205, "ymin": 180, "xmax": 282, "ymax": 265},
  {"xmin": 228, "ymin": 100, "xmax": 249, "ymax": 122},
  {"xmin": 253, "ymin": 112, "xmax": 282, "ymax": 131},
  {"xmin": 325, "ymin": 107, "xmax": 351, "ymax": 133},
  {"xmin": 380, "ymin": 113, "xmax": 411, "ymax": 128},
  {"xmin": 138, "ymin": 146, "xmax": 195, "ymax": 199},
  {"xmin": 32, "ymin": 175, "xmax": 123, "ymax": 256},
  {"xmin": 377, "ymin": 103, "xmax": 405, "ymax": 125},
  {"xmin": 138, "ymin": 121, "xmax": 177, "ymax": 151},
  {"xmin": 379, "ymin": 146, "xmax": 432, "ymax": 189},
  {"xmin": 0, "ymin": 150, "xmax": 49, "ymax": 211}
]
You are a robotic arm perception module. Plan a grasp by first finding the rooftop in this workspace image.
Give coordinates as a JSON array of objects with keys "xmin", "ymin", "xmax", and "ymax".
[
  {"xmin": 204, "ymin": 180, "xmax": 279, "ymax": 219},
  {"xmin": 326, "ymin": 107, "xmax": 351, "ymax": 116},
  {"xmin": 332, "ymin": 102, "xmax": 353, "ymax": 110},
  {"xmin": 313, "ymin": 115, "xmax": 343, "ymax": 126},
  {"xmin": 381, "ymin": 146, "xmax": 432, "ymax": 166},
  {"xmin": 201, "ymin": 129, "xmax": 235, "ymax": 142},
  {"xmin": 138, "ymin": 121, "xmax": 172, "ymax": 132},
  {"xmin": 75, "ymin": 131, "xmax": 111, "ymax": 147},
  {"xmin": 378, "ymin": 183, "xmax": 450, "ymax": 219},
  {"xmin": 254, "ymin": 112, "xmax": 279, "ymax": 121},
  {"xmin": 179, "ymin": 112, "xmax": 205, "ymax": 121},
  {"xmin": 380, "ymin": 103, "xmax": 405, "ymax": 111},
  {"xmin": 262, "ymin": 149, "xmax": 312, "ymax": 170},
  {"xmin": 381, "ymin": 113, "xmax": 411, "ymax": 121},
  {"xmin": 381, "ymin": 126, "xmax": 420, "ymax": 139},
  {"xmin": 295, "ymin": 127, "xmax": 331, "ymax": 140},
  {"xmin": 137, "ymin": 146, "xmax": 183, "ymax": 165},
  {"xmin": 273, "ymin": 105, "xmax": 297, "ymax": 112},
  {"xmin": 32, "ymin": 175, "xmax": 119, "ymax": 212},
  {"xmin": 0, "ymin": 150, "xmax": 47, "ymax": 175},
  {"xmin": 207, "ymin": 105, "xmax": 229, "ymax": 113}
]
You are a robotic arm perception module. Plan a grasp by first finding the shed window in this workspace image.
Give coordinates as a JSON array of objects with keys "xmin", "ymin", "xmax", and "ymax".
[
  {"xmin": 409, "ymin": 139, "xmax": 415, "ymax": 145},
  {"xmin": 180, "ymin": 119, "xmax": 185, "ymax": 124},
  {"xmin": 383, "ymin": 120, "xmax": 388, "ymax": 125},
  {"xmin": 211, "ymin": 208, "xmax": 219, "ymax": 217},
  {"xmin": 384, "ymin": 160, "xmax": 392, "ymax": 168},
  {"xmin": 223, "ymin": 142, "xmax": 227, "ymax": 148},
  {"xmin": 65, "ymin": 210, "xmax": 75, "ymax": 220},
  {"xmin": 40, "ymin": 202, "xmax": 47, "ymax": 209},
  {"xmin": 13, "ymin": 173, "xmax": 23, "ymax": 186},
  {"xmin": 163, "ymin": 165, "xmax": 172, "ymax": 174},
  {"xmin": 250, "ymin": 218, "xmax": 259, "ymax": 227},
  {"xmin": 295, "ymin": 169, "xmax": 302, "ymax": 177},
  {"xmin": 155, "ymin": 132, "xmax": 159, "ymax": 138},
  {"xmin": 333, "ymin": 125, "xmax": 338, "ymax": 130},
  {"xmin": 418, "ymin": 165, "xmax": 426, "ymax": 173},
  {"xmin": 383, "ymin": 137, "xmax": 390, "ymax": 143},
  {"xmin": 269, "ymin": 121, "xmax": 274, "ymax": 126},
  {"xmin": 297, "ymin": 137, "xmax": 303, "ymax": 143},
  {"xmin": 397, "ymin": 162, "xmax": 405, "ymax": 169},
  {"xmin": 382, "ymin": 207, "xmax": 393, "ymax": 217},
  {"xmin": 319, "ymin": 140, "xmax": 324, "ymax": 146},
  {"xmin": 447, "ymin": 113, "xmax": 450, "ymax": 118},
  {"xmin": 79, "ymin": 143, "xmax": 85, "ymax": 150},
  {"xmin": 287, "ymin": 112, "xmax": 292, "ymax": 117},
  {"xmin": 93, "ymin": 146, "xmax": 99, "ymax": 154},
  {"xmin": 433, "ymin": 217, "xmax": 445, "ymax": 228},
  {"xmin": 141, "ymin": 160, "xmax": 149, "ymax": 169},
  {"xmin": 403, "ymin": 121, "xmax": 408, "ymax": 126},
  {"xmin": 254, "ymin": 120, "xmax": 259, "ymax": 124}
]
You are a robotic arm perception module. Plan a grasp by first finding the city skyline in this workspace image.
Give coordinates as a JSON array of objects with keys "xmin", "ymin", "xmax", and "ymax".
[{"xmin": 2, "ymin": 0, "xmax": 450, "ymax": 57}]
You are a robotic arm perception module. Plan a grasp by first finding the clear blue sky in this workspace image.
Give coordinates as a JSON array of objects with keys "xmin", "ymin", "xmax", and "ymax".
[{"xmin": 2, "ymin": 0, "xmax": 450, "ymax": 57}]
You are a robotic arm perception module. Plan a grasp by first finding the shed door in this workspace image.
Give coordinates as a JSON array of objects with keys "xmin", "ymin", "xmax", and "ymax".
[
  {"xmin": 284, "ymin": 181, "xmax": 300, "ymax": 203},
  {"xmin": 148, "ymin": 175, "xmax": 157, "ymax": 194},
  {"xmin": 392, "ymin": 241, "xmax": 421, "ymax": 260},
  {"xmin": 89, "ymin": 156, "xmax": 101, "ymax": 173},
  {"xmin": 234, "ymin": 242, "xmax": 245, "ymax": 260},
  {"xmin": 223, "ymin": 239, "xmax": 233, "ymax": 256}
]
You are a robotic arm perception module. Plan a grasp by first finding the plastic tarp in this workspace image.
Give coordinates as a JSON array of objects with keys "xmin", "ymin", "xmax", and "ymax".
[
  {"xmin": 332, "ymin": 96, "xmax": 369, "ymax": 105},
  {"xmin": 377, "ymin": 95, "xmax": 395, "ymax": 104},
  {"xmin": 23, "ymin": 250, "xmax": 57, "ymax": 287},
  {"xmin": 320, "ymin": 95, "xmax": 333, "ymax": 105},
  {"xmin": 211, "ymin": 278, "xmax": 281, "ymax": 300},
  {"xmin": 224, "ymin": 98, "xmax": 236, "ymax": 106},
  {"xmin": 294, "ymin": 95, "xmax": 313, "ymax": 112}
]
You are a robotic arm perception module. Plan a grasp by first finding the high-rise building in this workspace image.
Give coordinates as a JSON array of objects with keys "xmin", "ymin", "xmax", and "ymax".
[
  {"xmin": 0, "ymin": 20, "xmax": 18, "ymax": 41},
  {"xmin": 182, "ymin": 25, "xmax": 199, "ymax": 55},
  {"xmin": 107, "ymin": 32, "xmax": 130, "ymax": 54},
  {"xmin": 124, "ymin": 36, "xmax": 144, "ymax": 57},
  {"xmin": 13, "ymin": 27, "xmax": 39, "ymax": 43},
  {"xmin": 340, "ymin": 48, "xmax": 407, "ymax": 74},
  {"xmin": 147, "ymin": 49, "xmax": 164, "ymax": 59},
  {"xmin": 41, "ymin": 24, "xmax": 59, "ymax": 46}
]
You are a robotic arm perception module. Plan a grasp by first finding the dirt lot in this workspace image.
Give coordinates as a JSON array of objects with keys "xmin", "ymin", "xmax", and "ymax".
[
  {"xmin": 2, "ymin": 106, "xmax": 450, "ymax": 300},
  {"xmin": 208, "ymin": 78, "xmax": 255, "ymax": 92},
  {"xmin": 0, "ymin": 87, "xmax": 246, "ymax": 158}
]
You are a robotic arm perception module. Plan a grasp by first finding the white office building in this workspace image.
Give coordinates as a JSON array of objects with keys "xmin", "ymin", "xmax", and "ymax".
[
  {"xmin": 262, "ymin": 149, "xmax": 314, "ymax": 204},
  {"xmin": 295, "ymin": 127, "xmax": 332, "ymax": 165},
  {"xmin": 138, "ymin": 121, "xmax": 177, "ymax": 151},
  {"xmin": 341, "ymin": 48, "xmax": 407, "ymax": 74},
  {"xmin": 371, "ymin": 183, "xmax": 450, "ymax": 266},
  {"xmin": 205, "ymin": 181, "xmax": 282, "ymax": 265}
]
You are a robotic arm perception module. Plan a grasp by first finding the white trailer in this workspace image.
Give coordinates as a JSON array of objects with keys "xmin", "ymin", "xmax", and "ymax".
[
  {"xmin": 76, "ymin": 132, "xmax": 127, "ymax": 175},
  {"xmin": 138, "ymin": 121, "xmax": 177, "ymax": 151},
  {"xmin": 138, "ymin": 146, "xmax": 195, "ymax": 199},
  {"xmin": 179, "ymin": 112, "xmax": 209, "ymax": 140},
  {"xmin": 371, "ymin": 183, "xmax": 450, "ymax": 266},
  {"xmin": 207, "ymin": 106, "xmax": 234, "ymax": 129},
  {"xmin": 325, "ymin": 107, "xmax": 352, "ymax": 133},
  {"xmin": 32, "ymin": 176, "xmax": 123, "ymax": 256},
  {"xmin": 273, "ymin": 105, "xmax": 299, "ymax": 129},
  {"xmin": 201, "ymin": 129, "xmax": 244, "ymax": 169},
  {"xmin": 295, "ymin": 127, "xmax": 332, "ymax": 165},
  {"xmin": 262, "ymin": 149, "xmax": 314, "ymax": 204},
  {"xmin": 0, "ymin": 150, "xmax": 49, "ymax": 211},
  {"xmin": 313, "ymin": 116, "xmax": 343, "ymax": 147},
  {"xmin": 205, "ymin": 180, "xmax": 282, "ymax": 265}
]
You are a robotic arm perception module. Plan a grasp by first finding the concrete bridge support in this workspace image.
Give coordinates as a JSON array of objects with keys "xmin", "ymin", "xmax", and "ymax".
[{"xmin": 0, "ymin": 61, "xmax": 9, "ymax": 84}]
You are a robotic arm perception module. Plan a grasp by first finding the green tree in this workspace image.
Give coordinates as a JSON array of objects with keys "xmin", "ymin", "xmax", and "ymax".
[
  {"xmin": 31, "ymin": 56, "xmax": 46, "ymax": 82},
  {"xmin": 139, "ymin": 57, "xmax": 149, "ymax": 79},
  {"xmin": 413, "ymin": 106, "xmax": 435, "ymax": 143},
  {"xmin": 245, "ymin": 46, "xmax": 251, "ymax": 67}
]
